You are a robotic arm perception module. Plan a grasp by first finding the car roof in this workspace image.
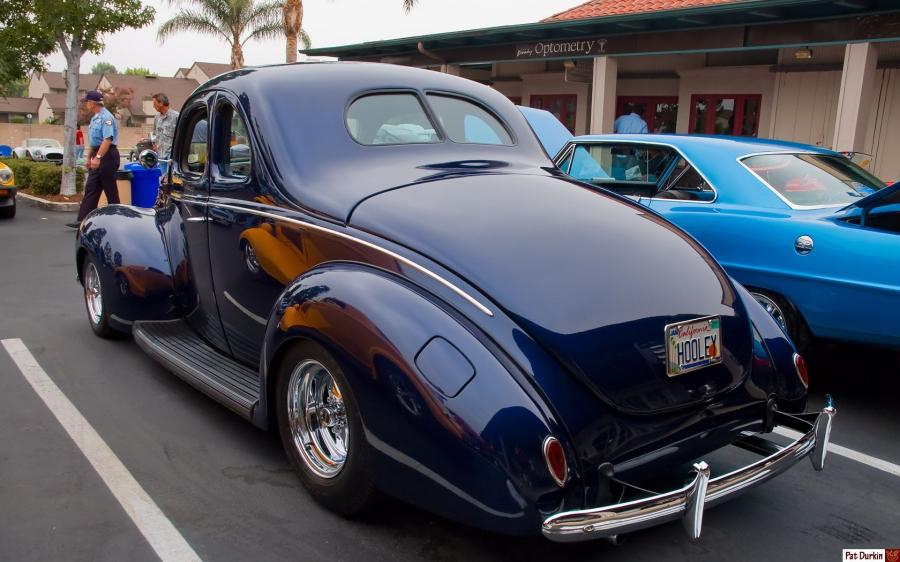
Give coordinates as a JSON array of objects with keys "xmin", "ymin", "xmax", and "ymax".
[
  {"xmin": 573, "ymin": 133, "xmax": 839, "ymax": 158},
  {"xmin": 192, "ymin": 62, "xmax": 551, "ymax": 222}
]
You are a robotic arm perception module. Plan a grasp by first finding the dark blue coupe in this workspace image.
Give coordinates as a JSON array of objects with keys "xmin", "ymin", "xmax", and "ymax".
[{"xmin": 75, "ymin": 63, "xmax": 834, "ymax": 542}]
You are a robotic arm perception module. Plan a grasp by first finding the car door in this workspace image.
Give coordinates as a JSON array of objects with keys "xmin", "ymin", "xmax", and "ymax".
[
  {"xmin": 166, "ymin": 93, "xmax": 232, "ymax": 355},
  {"xmin": 205, "ymin": 92, "xmax": 288, "ymax": 367}
]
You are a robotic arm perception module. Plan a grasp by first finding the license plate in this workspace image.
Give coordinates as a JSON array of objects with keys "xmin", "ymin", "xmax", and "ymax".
[{"xmin": 665, "ymin": 316, "xmax": 722, "ymax": 377}]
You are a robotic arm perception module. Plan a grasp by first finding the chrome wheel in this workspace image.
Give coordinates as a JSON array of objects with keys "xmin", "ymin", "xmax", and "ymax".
[
  {"xmin": 751, "ymin": 291, "xmax": 787, "ymax": 332},
  {"xmin": 287, "ymin": 359, "xmax": 349, "ymax": 479},
  {"xmin": 243, "ymin": 241, "xmax": 261, "ymax": 275},
  {"xmin": 84, "ymin": 262, "xmax": 103, "ymax": 326}
]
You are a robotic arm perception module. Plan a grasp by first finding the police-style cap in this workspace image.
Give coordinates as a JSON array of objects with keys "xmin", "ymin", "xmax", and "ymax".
[{"xmin": 81, "ymin": 90, "xmax": 103, "ymax": 102}]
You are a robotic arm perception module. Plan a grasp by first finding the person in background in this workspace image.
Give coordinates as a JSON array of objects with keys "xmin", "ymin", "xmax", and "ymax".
[
  {"xmin": 613, "ymin": 103, "xmax": 649, "ymax": 134},
  {"xmin": 68, "ymin": 90, "xmax": 119, "ymax": 229},
  {"xmin": 151, "ymin": 92, "xmax": 179, "ymax": 179},
  {"xmin": 75, "ymin": 126, "xmax": 85, "ymax": 162}
]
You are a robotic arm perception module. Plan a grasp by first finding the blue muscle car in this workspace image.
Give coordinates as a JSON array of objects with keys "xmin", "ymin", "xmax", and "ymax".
[
  {"xmin": 538, "ymin": 127, "xmax": 900, "ymax": 351},
  {"xmin": 75, "ymin": 63, "xmax": 834, "ymax": 542}
]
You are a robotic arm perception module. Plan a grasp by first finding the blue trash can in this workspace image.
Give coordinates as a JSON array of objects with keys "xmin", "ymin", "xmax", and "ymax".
[{"xmin": 124, "ymin": 162, "xmax": 161, "ymax": 208}]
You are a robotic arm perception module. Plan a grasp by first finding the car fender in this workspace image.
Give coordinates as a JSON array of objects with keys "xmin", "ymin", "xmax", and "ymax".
[
  {"xmin": 75, "ymin": 205, "xmax": 178, "ymax": 331},
  {"xmin": 259, "ymin": 262, "xmax": 577, "ymax": 535}
]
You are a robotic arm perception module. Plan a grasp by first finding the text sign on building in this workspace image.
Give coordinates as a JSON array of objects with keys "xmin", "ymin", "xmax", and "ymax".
[{"xmin": 515, "ymin": 39, "xmax": 607, "ymax": 59}]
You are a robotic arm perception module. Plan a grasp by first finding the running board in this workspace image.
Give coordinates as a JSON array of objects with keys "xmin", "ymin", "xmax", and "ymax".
[{"xmin": 133, "ymin": 319, "xmax": 260, "ymax": 420}]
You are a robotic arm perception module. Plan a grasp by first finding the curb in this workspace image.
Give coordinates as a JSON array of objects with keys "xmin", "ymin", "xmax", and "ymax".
[{"xmin": 16, "ymin": 192, "xmax": 79, "ymax": 212}]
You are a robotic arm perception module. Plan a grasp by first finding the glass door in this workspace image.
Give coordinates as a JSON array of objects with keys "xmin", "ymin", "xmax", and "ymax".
[
  {"xmin": 530, "ymin": 94, "xmax": 577, "ymax": 134},
  {"xmin": 616, "ymin": 96, "xmax": 679, "ymax": 134},
  {"xmin": 690, "ymin": 94, "xmax": 762, "ymax": 136}
]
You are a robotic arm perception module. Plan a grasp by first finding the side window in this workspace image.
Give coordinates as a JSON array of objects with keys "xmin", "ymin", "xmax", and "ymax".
[
  {"xmin": 213, "ymin": 102, "xmax": 251, "ymax": 180},
  {"xmin": 346, "ymin": 94, "xmax": 439, "ymax": 145},
  {"xmin": 655, "ymin": 157, "xmax": 714, "ymax": 201},
  {"xmin": 568, "ymin": 144, "xmax": 675, "ymax": 183},
  {"xmin": 178, "ymin": 110, "xmax": 208, "ymax": 176},
  {"xmin": 426, "ymin": 94, "xmax": 513, "ymax": 145}
]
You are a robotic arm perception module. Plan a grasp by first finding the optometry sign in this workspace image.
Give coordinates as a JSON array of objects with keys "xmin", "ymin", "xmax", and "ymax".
[{"xmin": 515, "ymin": 39, "xmax": 608, "ymax": 59}]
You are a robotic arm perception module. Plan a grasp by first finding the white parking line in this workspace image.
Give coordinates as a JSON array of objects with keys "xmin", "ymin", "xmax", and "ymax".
[
  {"xmin": 774, "ymin": 427, "xmax": 900, "ymax": 477},
  {"xmin": 1, "ymin": 338, "xmax": 202, "ymax": 562}
]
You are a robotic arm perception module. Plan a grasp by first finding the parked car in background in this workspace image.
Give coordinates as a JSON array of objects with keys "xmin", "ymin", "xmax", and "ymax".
[
  {"xmin": 128, "ymin": 135, "xmax": 155, "ymax": 162},
  {"xmin": 539, "ymin": 127, "xmax": 900, "ymax": 351},
  {"xmin": 0, "ymin": 162, "xmax": 15, "ymax": 218},
  {"xmin": 75, "ymin": 63, "xmax": 833, "ymax": 542},
  {"xmin": 12, "ymin": 138, "xmax": 64, "ymax": 163}
]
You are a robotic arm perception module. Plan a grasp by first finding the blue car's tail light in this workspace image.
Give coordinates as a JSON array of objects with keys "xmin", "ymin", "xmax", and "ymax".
[
  {"xmin": 792, "ymin": 353, "xmax": 809, "ymax": 388},
  {"xmin": 543, "ymin": 436, "xmax": 567, "ymax": 488}
]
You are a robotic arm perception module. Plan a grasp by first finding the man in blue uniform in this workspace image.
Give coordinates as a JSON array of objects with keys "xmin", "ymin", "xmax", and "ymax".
[{"xmin": 69, "ymin": 90, "xmax": 120, "ymax": 228}]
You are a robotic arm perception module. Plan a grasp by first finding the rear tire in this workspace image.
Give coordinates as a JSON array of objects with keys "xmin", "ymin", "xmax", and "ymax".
[
  {"xmin": 749, "ymin": 289, "xmax": 812, "ymax": 353},
  {"xmin": 276, "ymin": 340, "xmax": 378, "ymax": 516},
  {"xmin": 82, "ymin": 256, "xmax": 114, "ymax": 338},
  {"xmin": 0, "ymin": 202, "xmax": 14, "ymax": 219}
]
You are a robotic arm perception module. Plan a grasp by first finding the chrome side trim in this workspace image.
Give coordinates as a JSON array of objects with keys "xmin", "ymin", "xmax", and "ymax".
[
  {"xmin": 736, "ymin": 151, "xmax": 852, "ymax": 211},
  {"xmin": 169, "ymin": 192, "xmax": 494, "ymax": 317},
  {"xmin": 556, "ymin": 139, "xmax": 719, "ymax": 205},
  {"xmin": 541, "ymin": 406, "xmax": 835, "ymax": 542}
]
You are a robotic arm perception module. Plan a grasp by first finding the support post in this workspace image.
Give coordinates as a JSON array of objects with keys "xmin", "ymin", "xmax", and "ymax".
[
  {"xmin": 832, "ymin": 42, "xmax": 878, "ymax": 152},
  {"xmin": 590, "ymin": 56, "xmax": 617, "ymax": 134}
]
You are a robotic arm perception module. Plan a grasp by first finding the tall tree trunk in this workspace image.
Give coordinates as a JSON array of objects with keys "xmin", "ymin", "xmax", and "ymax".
[
  {"xmin": 59, "ymin": 36, "xmax": 82, "ymax": 197},
  {"xmin": 284, "ymin": 0, "xmax": 303, "ymax": 64},
  {"xmin": 231, "ymin": 37, "xmax": 244, "ymax": 69}
]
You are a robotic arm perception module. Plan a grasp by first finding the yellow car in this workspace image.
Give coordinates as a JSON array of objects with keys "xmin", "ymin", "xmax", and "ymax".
[{"xmin": 0, "ymin": 162, "xmax": 15, "ymax": 219}]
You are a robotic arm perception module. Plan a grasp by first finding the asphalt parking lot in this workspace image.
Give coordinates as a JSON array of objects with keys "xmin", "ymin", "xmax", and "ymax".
[{"xmin": 1, "ymin": 202, "xmax": 898, "ymax": 562}]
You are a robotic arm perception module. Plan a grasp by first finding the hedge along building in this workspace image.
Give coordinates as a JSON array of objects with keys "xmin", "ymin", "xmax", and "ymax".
[{"xmin": 303, "ymin": 0, "xmax": 900, "ymax": 179}]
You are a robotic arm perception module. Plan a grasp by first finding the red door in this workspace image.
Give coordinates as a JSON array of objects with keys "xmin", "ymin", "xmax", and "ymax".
[
  {"xmin": 689, "ymin": 94, "xmax": 762, "ymax": 136},
  {"xmin": 616, "ymin": 96, "xmax": 678, "ymax": 134},
  {"xmin": 530, "ymin": 94, "xmax": 577, "ymax": 134}
]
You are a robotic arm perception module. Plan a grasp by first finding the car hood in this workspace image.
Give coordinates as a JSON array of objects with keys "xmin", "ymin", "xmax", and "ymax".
[{"xmin": 350, "ymin": 172, "xmax": 753, "ymax": 414}]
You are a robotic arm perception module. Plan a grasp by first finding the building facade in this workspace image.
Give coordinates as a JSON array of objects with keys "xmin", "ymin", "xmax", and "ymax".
[{"xmin": 304, "ymin": 0, "xmax": 900, "ymax": 180}]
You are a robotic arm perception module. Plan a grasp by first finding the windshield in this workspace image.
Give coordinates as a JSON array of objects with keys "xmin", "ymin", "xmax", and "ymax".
[
  {"xmin": 28, "ymin": 139, "xmax": 60, "ymax": 148},
  {"xmin": 741, "ymin": 153, "xmax": 886, "ymax": 207}
]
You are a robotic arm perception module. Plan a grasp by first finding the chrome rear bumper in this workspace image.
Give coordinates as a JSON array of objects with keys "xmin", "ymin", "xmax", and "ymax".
[{"xmin": 542, "ymin": 405, "xmax": 835, "ymax": 542}]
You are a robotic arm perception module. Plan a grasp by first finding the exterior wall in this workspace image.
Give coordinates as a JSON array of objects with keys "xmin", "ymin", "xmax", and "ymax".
[
  {"xmin": 866, "ymin": 68, "xmax": 900, "ymax": 180},
  {"xmin": 675, "ymin": 66, "xmax": 776, "ymax": 136},
  {"xmin": 520, "ymin": 72, "xmax": 590, "ymax": 134},
  {"xmin": 491, "ymin": 80, "xmax": 523, "ymax": 101},
  {"xmin": 37, "ymin": 97, "xmax": 55, "ymax": 123},
  {"xmin": 0, "ymin": 122, "xmax": 154, "ymax": 152},
  {"xmin": 617, "ymin": 78, "xmax": 679, "ymax": 97},
  {"xmin": 770, "ymin": 70, "xmax": 842, "ymax": 148},
  {"xmin": 186, "ymin": 66, "xmax": 211, "ymax": 84},
  {"xmin": 27, "ymin": 74, "xmax": 49, "ymax": 99}
]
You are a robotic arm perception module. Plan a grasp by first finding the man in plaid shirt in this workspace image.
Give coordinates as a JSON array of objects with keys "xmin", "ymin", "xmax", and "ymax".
[{"xmin": 152, "ymin": 93, "xmax": 179, "ymax": 178}]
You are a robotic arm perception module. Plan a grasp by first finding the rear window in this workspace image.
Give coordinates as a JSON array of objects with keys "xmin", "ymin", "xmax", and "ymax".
[
  {"xmin": 426, "ymin": 94, "xmax": 513, "ymax": 145},
  {"xmin": 346, "ymin": 94, "xmax": 439, "ymax": 145},
  {"xmin": 742, "ymin": 153, "xmax": 886, "ymax": 207}
]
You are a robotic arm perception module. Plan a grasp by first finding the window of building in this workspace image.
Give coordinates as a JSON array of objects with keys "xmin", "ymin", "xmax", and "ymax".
[
  {"xmin": 690, "ymin": 94, "xmax": 762, "ymax": 136},
  {"xmin": 426, "ymin": 94, "xmax": 513, "ymax": 145},
  {"xmin": 530, "ymin": 94, "xmax": 577, "ymax": 134},
  {"xmin": 346, "ymin": 93, "xmax": 439, "ymax": 145},
  {"xmin": 213, "ymin": 102, "xmax": 251, "ymax": 180},
  {"xmin": 616, "ymin": 97, "xmax": 679, "ymax": 134}
]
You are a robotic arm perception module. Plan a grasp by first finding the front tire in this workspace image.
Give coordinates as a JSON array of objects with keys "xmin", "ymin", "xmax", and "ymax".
[
  {"xmin": 0, "ymin": 202, "xmax": 14, "ymax": 219},
  {"xmin": 276, "ymin": 340, "xmax": 378, "ymax": 515},
  {"xmin": 83, "ymin": 256, "xmax": 114, "ymax": 338}
]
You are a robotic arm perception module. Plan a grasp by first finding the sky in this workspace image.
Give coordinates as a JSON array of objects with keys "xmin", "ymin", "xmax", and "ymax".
[{"xmin": 46, "ymin": 0, "xmax": 585, "ymax": 76}]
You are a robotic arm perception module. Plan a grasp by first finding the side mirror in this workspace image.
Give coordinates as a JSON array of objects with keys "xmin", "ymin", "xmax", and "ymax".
[{"xmin": 138, "ymin": 149, "xmax": 159, "ymax": 169}]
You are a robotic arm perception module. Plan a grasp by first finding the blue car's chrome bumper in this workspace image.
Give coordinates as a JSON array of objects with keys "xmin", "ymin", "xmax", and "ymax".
[{"xmin": 542, "ymin": 405, "xmax": 836, "ymax": 542}]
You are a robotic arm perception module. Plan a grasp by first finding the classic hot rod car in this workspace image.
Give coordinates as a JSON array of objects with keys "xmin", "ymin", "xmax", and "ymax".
[{"xmin": 75, "ymin": 63, "xmax": 834, "ymax": 542}]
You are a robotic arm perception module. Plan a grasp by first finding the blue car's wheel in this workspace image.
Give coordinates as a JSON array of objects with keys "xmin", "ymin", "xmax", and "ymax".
[
  {"xmin": 750, "ymin": 289, "xmax": 812, "ymax": 353},
  {"xmin": 276, "ymin": 340, "xmax": 378, "ymax": 515}
]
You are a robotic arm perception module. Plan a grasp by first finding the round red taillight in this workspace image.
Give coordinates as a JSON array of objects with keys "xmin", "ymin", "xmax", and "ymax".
[
  {"xmin": 793, "ymin": 352, "xmax": 809, "ymax": 388},
  {"xmin": 542, "ymin": 436, "xmax": 567, "ymax": 487}
]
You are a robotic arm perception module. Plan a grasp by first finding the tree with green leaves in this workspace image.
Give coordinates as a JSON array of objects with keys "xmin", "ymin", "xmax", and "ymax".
[
  {"xmin": 124, "ymin": 67, "xmax": 155, "ymax": 76},
  {"xmin": 0, "ymin": 0, "xmax": 154, "ymax": 196},
  {"xmin": 158, "ymin": 0, "xmax": 284, "ymax": 70},
  {"xmin": 91, "ymin": 61, "xmax": 119, "ymax": 75},
  {"xmin": 281, "ymin": 0, "xmax": 417, "ymax": 64},
  {"xmin": 0, "ymin": 77, "xmax": 28, "ymax": 98}
]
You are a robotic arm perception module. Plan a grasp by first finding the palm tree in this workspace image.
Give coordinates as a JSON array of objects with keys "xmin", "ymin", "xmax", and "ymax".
[
  {"xmin": 282, "ymin": 0, "xmax": 418, "ymax": 64},
  {"xmin": 158, "ymin": 0, "xmax": 285, "ymax": 69}
]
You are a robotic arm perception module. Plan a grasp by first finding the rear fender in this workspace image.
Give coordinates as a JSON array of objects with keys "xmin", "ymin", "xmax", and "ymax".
[
  {"xmin": 75, "ymin": 206, "xmax": 177, "ymax": 331},
  {"xmin": 260, "ymin": 263, "xmax": 577, "ymax": 535}
]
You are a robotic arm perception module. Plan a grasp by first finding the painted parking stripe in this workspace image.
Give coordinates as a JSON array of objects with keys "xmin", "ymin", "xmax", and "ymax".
[
  {"xmin": 774, "ymin": 426, "xmax": 900, "ymax": 477},
  {"xmin": 1, "ymin": 338, "xmax": 202, "ymax": 562}
]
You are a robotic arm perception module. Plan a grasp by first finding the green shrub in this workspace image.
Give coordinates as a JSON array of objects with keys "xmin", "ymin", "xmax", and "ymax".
[
  {"xmin": 9, "ymin": 115, "xmax": 26, "ymax": 124},
  {"xmin": 0, "ymin": 159, "xmax": 84, "ymax": 194}
]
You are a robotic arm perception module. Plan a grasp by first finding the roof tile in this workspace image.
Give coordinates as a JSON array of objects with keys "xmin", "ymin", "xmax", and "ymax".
[{"xmin": 544, "ymin": 0, "xmax": 742, "ymax": 22}]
